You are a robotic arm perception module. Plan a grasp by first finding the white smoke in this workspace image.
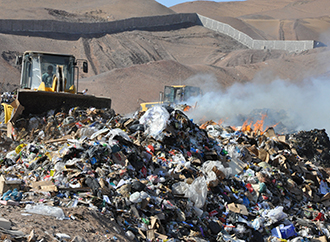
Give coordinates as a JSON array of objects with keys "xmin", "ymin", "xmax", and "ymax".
[{"xmin": 185, "ymin": 73, "xmax": 330, "ymax": 133}]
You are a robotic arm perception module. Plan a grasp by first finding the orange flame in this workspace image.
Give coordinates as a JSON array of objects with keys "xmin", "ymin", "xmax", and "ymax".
[
  {"xmin": 200, "ymin": 113, "xmax": 278, "ymax": 135},
  {"xmin": 183, "ymin": 105, "xmax": 191, "ymax": 112},
  {"xmin": 253, "ymin": 113, "xmax": 267, "ymax": 133},
  {"xmin": 199, "ymin": 120, "xmax": 217, "ymax": 129},
  {"xmin": 241, "ymin": 120, "xmax": 253, "ymax": 132},
  {"xmin": 231, "ymin": 113, "xmax": 278, "ymax": 134}
]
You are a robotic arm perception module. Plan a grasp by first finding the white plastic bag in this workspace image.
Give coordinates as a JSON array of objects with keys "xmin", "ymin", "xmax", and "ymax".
[
  {"xmin": 206, "ymin": 125, "xmax": 221, "ymax": 137},
  {"xmin": 172, "ymin": 182, "xmax": 189, "ymax": 195},
  {"xmin": 129, "ymin": 192, "xmax": 142, "ymax": 203},
  {"xmin": 264, "ymin": 206, "xmax": 287, "ymax": 224},
  {"xmin": 139, "ymin": 106, "xmax": 170, "ymax": 140},
  {"xmin": 201, "ymin": 160, "xmax": 232, "ymax": 178},
  {"xmin": 185, "ymin": 176, "xmax": 207, "ymax": 208}
]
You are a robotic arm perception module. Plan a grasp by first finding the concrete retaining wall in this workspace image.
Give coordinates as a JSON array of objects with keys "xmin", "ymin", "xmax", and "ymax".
[
  {"xmin": 197, "ymin": 14, "xmax": 314, "ymax": 52},
  {"xmin": 0, "ymin": 13, "xmax": 198, "ymax": 35},
  {"xmin": 0, "ymin": 13, "xmax": 315, "ymax": 52}
]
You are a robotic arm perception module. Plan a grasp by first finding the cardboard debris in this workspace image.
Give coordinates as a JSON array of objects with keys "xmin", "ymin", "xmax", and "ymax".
[
  {"xmin": 0, "ymin": 175, "xmax": 21, "ymax": 195},
  {"xmin": 227, "ymin": 203, "xmax": 249, "ymax": 216},
  {"xmin": 31, "ymin": 180, "xmax": 57, "ymax": 192}
]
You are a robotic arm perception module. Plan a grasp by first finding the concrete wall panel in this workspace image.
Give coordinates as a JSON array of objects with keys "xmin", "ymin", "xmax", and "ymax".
[
  {"xmin": 32, "ymin": 21, "xmax": 44, "ymax": 32},
  {"xmin": 41, "ymin": 21, "xmax": 53, "ymax": 32},
  {"xmin": 216, "ymin": 23, "xmax": 224, "ymax": 32},
  {"xmin": 171, "ymin": 14, "xmax": 182, "ymax": 24},
  {"xmin": 252, "ymin": 40, "xmax": 265, "ymax": 49},
  {"xmin": 223, "ymin": 24, "xmax": 230, "ymax": 35},
  {"xmin": 142, "ymin": 16, "xmax": 154, "ymax": 28},
  {"xmin": 274, "ymin": 41, "xmax": 286, "ymax": 50},
  {"xmin": 198, "ymin": 15, "xmax": 208, "ymax": 26},
  {"xmin": 134, "ymin": 17, "xmax": 143, "ymax": 28},
  {"xmin": 206, "ymin": 18, "xmax": 213, "ymax": 29},
  {"xmin": 11, "ymin": 20, "xmax": 23, "ymax": 31},
  {"xmin": 0, "ymin": 20, "xmax": 12, "ymax": 31}
]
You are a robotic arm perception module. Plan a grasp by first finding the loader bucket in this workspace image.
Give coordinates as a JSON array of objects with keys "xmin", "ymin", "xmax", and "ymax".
[{"xmin": 16, "ymin": 89, "xmax": 112, "ymax": 115}]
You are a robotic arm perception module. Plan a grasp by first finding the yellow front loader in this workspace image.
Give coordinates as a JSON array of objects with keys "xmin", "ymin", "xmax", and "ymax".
[
  {"xmin": 140, "ymin": 85, "xmax": 201, "ymax": 112},
  {"xmin": 3, "ymin": 51, "xmax": 112, "ymax": 136}
]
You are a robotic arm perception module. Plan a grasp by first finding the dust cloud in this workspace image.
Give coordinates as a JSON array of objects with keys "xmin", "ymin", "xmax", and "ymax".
[{"xmin": 185, "ymin": 73, "xmax": 330, "ymax": 133}]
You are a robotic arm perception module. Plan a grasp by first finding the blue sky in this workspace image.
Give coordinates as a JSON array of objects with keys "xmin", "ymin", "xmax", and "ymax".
[{"xmin": 155, "ymin": 0, "xmax": 245, "ymax": 8}]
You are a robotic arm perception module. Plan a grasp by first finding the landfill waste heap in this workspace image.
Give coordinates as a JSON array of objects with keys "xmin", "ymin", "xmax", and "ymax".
[{"xmin": 0, "ymin": 104, "xmax": 329, "ymax": 242}]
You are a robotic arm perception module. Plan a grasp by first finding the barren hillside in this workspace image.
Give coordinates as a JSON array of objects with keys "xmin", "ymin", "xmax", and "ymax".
[
  {"xmin": 173, "ymin": 0, "xmax": 330, "ymax": 41},
  {"xmin": 0, "ymin": 0, "xmax": 174, "ymax": 21},
  {"xmin": 0, "ymin": 0, "xmax": 329, "ymax": 115}
]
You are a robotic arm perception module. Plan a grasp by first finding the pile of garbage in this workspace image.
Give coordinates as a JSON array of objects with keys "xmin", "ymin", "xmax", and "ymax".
[{"xmin": 0, "ymin": 105, "xmax": 330, "ymax": 242}]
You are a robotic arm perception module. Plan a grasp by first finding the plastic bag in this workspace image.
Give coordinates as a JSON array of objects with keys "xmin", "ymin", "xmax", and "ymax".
[
  {"xmin": 78, "ymin": 126, "xmax": 98, "ymax": 138},
  {"xmin": 185, "ymin": 176, "xmax": 207, "ymax": 208},
  {"xmin": 226, "ymin": 144, "xmax": 242, "ymax": 161},
  {"xmin": 206, "ymin": 125, "xmax": 221, "ymax": 137},
  {"xmin": 25, "ymin": 204, "xmax": 65, "ymax": 220},
  {"xmin": 172, "ymin": 182, "xmax": 189, "ymax": 195},
  {"xmin": 106, "ymin": 128, "xmax": 132, "ymax": 143},
  {"xmin": 171, "ymin": 153, "xmax": 186, "ymax": 165},
  {"xmin": 90, "ymin": 128, "xmax": 110, "ymax": 140},
  {"xmin": 252, "ymin": 217, "xmax": 265, "ymax": 231},
  {"xmin": 201, "ymin": 160, "xmax": 232, "ymax": 178},
  {"xmin": 264, "ymin": 206, "xmax": 287, "ymax": 224},
  {"xmin": 129, "ymin": 192, "xmax": 142, "ymax": 203},
  {"xmin": 139, "ymin": 106, "xmax": 170, "ymax": 140},
  {"xmin": 205, "ymin": 171, "xmax": 218, "ymax": 187},
  {"xmin": 28, "ymin": 117, "xmax": 39, "ymax": 131}
]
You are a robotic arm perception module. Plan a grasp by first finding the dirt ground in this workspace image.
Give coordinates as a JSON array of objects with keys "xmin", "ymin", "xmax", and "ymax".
[{"xmin": 0, "ymin": 200, "xmax": 129, "ymax": 242}]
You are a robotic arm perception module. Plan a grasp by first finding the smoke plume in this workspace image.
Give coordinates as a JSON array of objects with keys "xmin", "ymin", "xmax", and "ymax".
[{"xmin": 185, "ymin": 73, "xmax": 330, "ymax": 134}]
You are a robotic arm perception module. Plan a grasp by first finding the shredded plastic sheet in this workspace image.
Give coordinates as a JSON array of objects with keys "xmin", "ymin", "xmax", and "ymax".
[{"xmin": 25, "ymin": 204, "xmax": 65, "ymax": 220}]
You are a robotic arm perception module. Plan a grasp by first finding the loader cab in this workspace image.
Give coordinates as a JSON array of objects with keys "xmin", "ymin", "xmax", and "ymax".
[
  {"xmin": 163, "ymin": 85, "xmax": 201, "ymax": 104},
  {"xmin": 139, "ymin": 85, "xmax": 201, "ymax": 112},
  {"xmin": 18, "ymin": 51, "xmax": 86, "ymax": 93}
]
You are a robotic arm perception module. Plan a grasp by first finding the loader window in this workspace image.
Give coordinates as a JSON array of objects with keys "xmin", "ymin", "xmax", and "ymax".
[
  {"xmin": 164, "ymin": 86, "xmax": 174, "ymax": 103},
  {"xmin": 184, "ymin": 86, "xmax": 201, "ymax": 99},
  {"xmin": 40, "ymin": 55, "xmax": 74, "ymax": 90},
  {"xmin": 20, "ymin": 57, "xmax": 32, "ymax": 89},
  {"xmin": 41, "ymin": 65, "xmax": 55, "ymax": 87},
  {"xmin": 31, "ymin": 57, "xmax": 42, "ymax": 90},
  {"xmin": 175, "ymin": 89, "xmax": 184, "ymax": 102}
]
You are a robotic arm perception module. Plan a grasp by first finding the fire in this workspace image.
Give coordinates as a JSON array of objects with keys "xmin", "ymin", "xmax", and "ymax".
[
  {"xmin": 199, "ymin": 113, "xmax": 278, "ymax": 134},
  {"xmin": 241, "ymin": 120, "xmax": 253, "ymax": 132},
  {"xmin": 253, "ymin": 113, "xmax": 267, "ymax": 133},
  {"xmin": 199, "ymin": 120, "xmax": 217, "ymax": 129},
  {"xmin": 233, "ymin": 113, "xmax": 278, "ymax": 134},
  {"xmin": 183, "ymin": 105, "xmax": 191, "ymax": 112},
  {"xmin": 199, "ymin": 119, "xmax": 223, "ymax": 129}
]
